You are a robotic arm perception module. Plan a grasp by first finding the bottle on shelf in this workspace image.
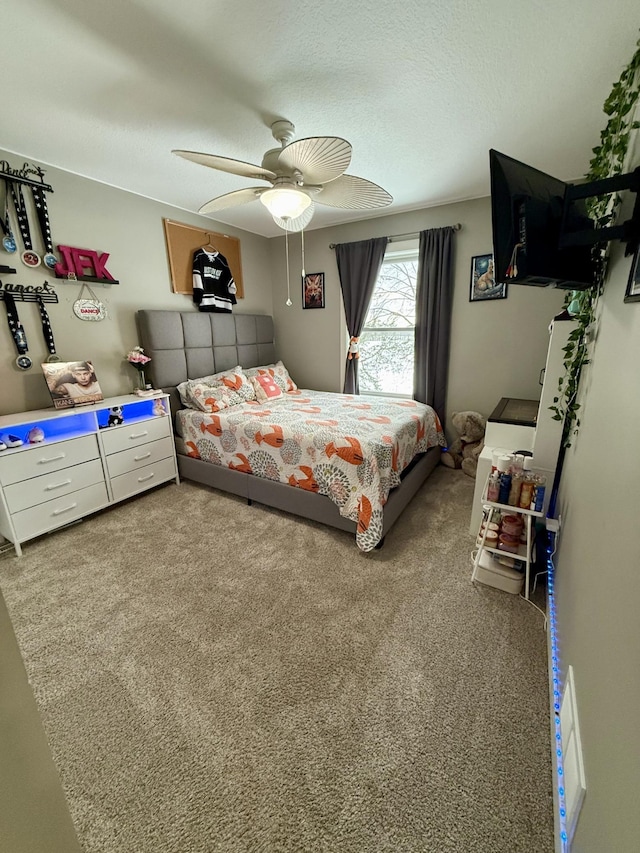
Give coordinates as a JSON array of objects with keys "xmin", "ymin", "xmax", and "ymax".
[{"xmin": 487, "ymin": 472, "xmax": 500, "ymax": 502}]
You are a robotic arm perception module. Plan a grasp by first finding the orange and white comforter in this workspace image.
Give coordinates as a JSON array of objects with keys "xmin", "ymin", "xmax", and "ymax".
[{"xmin": 176, "ymin": 390, "xmax": 445, "ymax": 551}]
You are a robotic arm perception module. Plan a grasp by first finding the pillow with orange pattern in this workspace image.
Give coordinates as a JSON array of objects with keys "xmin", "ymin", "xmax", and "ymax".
[
  {"xmin": 244, "ymin": 360, "xmax": 297, "ymax": 394},
  {"xmin": 178, "ymin": 366, "xmax": 256, "ymax": 412}
]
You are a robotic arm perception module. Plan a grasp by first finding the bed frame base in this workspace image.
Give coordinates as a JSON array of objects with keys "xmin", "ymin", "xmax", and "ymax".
[{"xmin": 178, "ymin": 446, "xmax": 440, "ymax": 541}]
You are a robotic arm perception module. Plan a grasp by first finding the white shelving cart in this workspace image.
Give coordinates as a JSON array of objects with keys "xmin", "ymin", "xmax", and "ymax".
[{"xmin": 471, "ymin": 474, "xmax": 545, "ymax": 600}]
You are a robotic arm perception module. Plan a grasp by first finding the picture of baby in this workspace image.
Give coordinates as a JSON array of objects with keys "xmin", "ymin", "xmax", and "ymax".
[{"xmin": 42, "ymin": 360, "xmax": 104, "ymax": 408}]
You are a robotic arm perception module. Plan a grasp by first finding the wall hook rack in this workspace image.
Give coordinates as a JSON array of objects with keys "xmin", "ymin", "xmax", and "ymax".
[
  {"xmin": 0, "ymin": 159, "xmax": 54, "ymax": 193},
  {"xmin": 0, "ymin": 280, "xmax": 59, "ymax": 304}
]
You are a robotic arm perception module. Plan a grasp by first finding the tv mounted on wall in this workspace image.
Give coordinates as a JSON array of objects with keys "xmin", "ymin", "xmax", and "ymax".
[
  {"xmin": 490, "ymin": 149, "xmax": 595, "ymax": 290},
  {"xmin": 490, "ymin": 149, "xmax": 640, "ymax": 291}
]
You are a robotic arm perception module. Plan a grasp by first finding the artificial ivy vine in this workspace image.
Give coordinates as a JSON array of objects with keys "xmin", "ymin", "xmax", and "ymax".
[{"xmin": 550, "ymin": 36, "xmax": 640, "ymax": 446}]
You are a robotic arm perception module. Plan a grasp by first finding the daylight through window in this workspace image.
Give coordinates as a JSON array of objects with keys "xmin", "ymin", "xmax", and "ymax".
[{"xmin": 359, "ymin": 248, "xmax": 418, "ymax": 397}]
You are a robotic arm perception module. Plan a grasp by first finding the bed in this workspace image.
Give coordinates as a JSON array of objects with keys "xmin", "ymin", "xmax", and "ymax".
[{"xmin": 137, "ymin": 310, "xmax": 444, "ymax": 551}]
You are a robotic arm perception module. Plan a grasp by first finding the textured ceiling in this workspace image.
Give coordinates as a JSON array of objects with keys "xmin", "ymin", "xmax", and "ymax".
[{"xmin": 3, "ymin": 0, "xmax": 639, "ymax": 237}]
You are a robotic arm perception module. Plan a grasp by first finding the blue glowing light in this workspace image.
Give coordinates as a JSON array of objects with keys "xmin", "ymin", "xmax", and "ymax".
[{"xmin": 547, "ymin": 534, "xmax": 568, "ymax": 852}]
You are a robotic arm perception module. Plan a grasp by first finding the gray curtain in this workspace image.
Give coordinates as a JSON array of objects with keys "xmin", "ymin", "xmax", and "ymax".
[
  {"xmin": 335, "ymin": 237, "xmax": 387, "ymax": 394},
  {"xmin": 413, "ymin": 226, "xmax": 455, "ymax": 426}
]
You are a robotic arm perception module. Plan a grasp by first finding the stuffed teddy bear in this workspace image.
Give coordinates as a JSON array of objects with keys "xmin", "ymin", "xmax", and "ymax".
[{"xmin": 441, "ymin": 411, "xmax": 487, "ymax": 478}]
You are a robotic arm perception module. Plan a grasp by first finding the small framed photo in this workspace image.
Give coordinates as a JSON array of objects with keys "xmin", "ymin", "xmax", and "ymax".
[
  {"xmin": 302, "ymin": 272, "xmax": 325, "ymax": 309},
  {"xmin": 469, "ymin": 254, "xmax": 507, "ymax": 302},
  {"xmin": 624, "ymin": 248, "xmax": 640, "ymax": 303},
  {"xmin": 42, "ymin": 360, "xmax": 104, "ymax": 409}
]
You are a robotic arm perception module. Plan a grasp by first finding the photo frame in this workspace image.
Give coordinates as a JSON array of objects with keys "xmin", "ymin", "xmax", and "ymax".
[
  {"xmin": 469, "ymin": 254, "xmax": 507, "ymax": 302},
  {"xmin": 624, "ymin": 248, "xmax": 640, "ymax": 303},
  {"xmin": 302, "ymin": 272, "xmax": 325, "ymax": 309},
  {"xmin": 42, "ymin": 360, "xmax": 104, "ymax": 409}
]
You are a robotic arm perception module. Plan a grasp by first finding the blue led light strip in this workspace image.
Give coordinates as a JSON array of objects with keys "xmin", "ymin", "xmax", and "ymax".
[{"xmin": 547, "ymin": 534, "xmax": 569, "ymax": 851}]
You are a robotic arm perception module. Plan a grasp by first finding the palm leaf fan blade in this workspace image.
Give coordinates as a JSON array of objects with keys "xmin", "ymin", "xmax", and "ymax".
[
  {"xmin": 173, "ymin": 150, "xmax": 276, "ymax": 181},
  {"xmin": 198, "ymin": 187, "xmax": 265, "ymax": 215},
  {"xmin": 278, "ymin": 137, "xmax": 352, "ymax": 184},
  {"xmin": 317, "ymin": 175, "xmax": 393, "ymax": 209}
]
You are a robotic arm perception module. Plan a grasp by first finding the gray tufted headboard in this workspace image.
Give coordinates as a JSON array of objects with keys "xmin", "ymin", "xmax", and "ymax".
[{"xmin": 137, "ymin": 311, "xmax": 276, "ymax": 416}]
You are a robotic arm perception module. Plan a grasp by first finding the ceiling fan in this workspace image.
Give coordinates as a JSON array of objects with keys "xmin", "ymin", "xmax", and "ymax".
[{"xmin": 173, "ymin": 119, "xmax": 393, "ymax": 231}]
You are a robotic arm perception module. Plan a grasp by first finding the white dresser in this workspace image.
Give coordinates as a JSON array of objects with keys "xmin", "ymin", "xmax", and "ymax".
[{"xmin": 0, "ymin": 394, "xmax": 178, "ymax": 556}]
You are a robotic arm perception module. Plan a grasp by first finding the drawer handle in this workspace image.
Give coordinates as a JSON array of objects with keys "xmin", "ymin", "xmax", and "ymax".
[
  {"xmin": 38, "ymin": 453, "xmax": 66, "ymax": 464},
  {"xmin": 134, "ymin": 452, "xmax": 152, "ymax": 462},
  {"xmin": 52, "ymin": 502, "xmax": 78, "ymax": 516},
  {"xmin": 137, "ymin": 472, "xmax": 155, "ymax": 483},
  {"xmin": 45, "ymin": 478, "xmax": 72, "ymax": 491},
  {"xmin": 129, "ymin": 431, "xmax": 149, "ymax": 440}
]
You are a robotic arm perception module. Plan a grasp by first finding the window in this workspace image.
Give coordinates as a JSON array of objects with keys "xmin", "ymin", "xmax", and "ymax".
[{"xmin": 359, "ymin": 248, "xmax": 418, "ymax": 397}]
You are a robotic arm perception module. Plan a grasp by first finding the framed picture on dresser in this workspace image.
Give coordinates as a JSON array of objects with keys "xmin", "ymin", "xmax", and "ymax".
[{"xmin": 42, "ymin": 360, "xmax": 104, "ymax": 409}]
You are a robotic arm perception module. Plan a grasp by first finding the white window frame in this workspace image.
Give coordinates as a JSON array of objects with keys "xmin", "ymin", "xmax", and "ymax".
[{"xmin": 358, "ymin": 243, "xmax": 419, "ymax": 399}]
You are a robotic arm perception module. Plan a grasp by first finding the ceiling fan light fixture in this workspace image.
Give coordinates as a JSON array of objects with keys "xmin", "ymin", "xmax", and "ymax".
[{"xmin": 260, "ymin": 187, "xmax": 311, "ymax": 221}]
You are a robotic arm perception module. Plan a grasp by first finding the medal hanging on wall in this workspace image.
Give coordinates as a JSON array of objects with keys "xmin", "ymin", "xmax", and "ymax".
[
  {"xmin": 9, "ymin": 182, "xmax": 41, "ymax": 268},
  {"xmin": 0, "ymin": 180, "xmax": 17, "ymax": 254},
  {"xmin": 3, "ymin": 293, "xmax": 32, "ymax": 369},
  {"xmin": 31, "ymin": 186, "xmax": 57, "ymax": 269},
  {"xmin": 36, "ymin": 294, "xmax": 60, "ymax": 362}
]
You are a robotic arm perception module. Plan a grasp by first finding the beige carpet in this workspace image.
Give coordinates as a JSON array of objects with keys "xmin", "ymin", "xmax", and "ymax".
[{"xmin": 0, "ymin": 465, "xmax": 553, "ymax": 852}]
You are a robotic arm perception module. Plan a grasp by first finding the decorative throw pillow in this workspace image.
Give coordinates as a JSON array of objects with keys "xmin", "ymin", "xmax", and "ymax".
[
  {"xmin": 178, "ymin": 366, "xmax": 256, "ymax": 411},
  {"xmin": 245, "ymin": 361, "xmax": 297, "ymax": 393},
  {"xmin": 250, "ymin": 373, "xmax": 283, "ymax": 401}
]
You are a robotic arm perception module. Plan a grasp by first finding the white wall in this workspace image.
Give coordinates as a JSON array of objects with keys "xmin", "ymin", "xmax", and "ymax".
[
  {"xmin": 554, "ymin": 179, "xmax": 640, "ymax": 851},
  {"xmin": 270, "ymin": 197, "xmax": 564, "ymax": 432},
  {"xmin": 0, "ymin": 150, "xmax": 273, "ymax": 416}
]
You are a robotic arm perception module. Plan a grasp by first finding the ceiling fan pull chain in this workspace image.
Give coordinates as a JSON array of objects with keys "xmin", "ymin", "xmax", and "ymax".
[
  {"xmin": 285, "ymin": 230, "xmax": 292, "ymax": 306},
  {"xmin": 301, "ymin": 228, "xmax": 306, "ymax": 279}
]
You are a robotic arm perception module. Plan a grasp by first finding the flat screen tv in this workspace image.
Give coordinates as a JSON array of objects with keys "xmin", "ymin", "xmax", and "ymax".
[{"xmin": 490, "ymin": 149, "xmax": 596, "ymax": 290}]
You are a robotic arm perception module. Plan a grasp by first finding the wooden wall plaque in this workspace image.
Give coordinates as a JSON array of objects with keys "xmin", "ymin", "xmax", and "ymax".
[{"xmin": 163, "ymin": 219, "xmax": 244, "ymax": 299}]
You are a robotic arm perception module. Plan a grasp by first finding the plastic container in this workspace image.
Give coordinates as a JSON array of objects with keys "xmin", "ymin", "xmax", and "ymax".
[
  {"xmin": 508, "ymin": 473, "xmax": 523, "ymax": 506},
  {"xmin": 498, "ymin": 472, "xmax": 512, "ymax": 504},
  {"xmin": 534, "ymin": 475, "xmax": 546, "ymax": 511},
  {"xmin": 498, "ymin": 533, "xmax": 520, "ymax": 553},
  {"xmin": 502, "ymin": 515, "xmax": 524, "ymax": 536},
  {"xmin": 477, "ymin": 529, "xmax": 499, "ymax": 548},
  {"xmin": 519, "ymin": 480, "xmax": 534, "ymax": 509},
  {"xmin": 474, "ymin": 550, "xmax": 524, "ymax": 594},
  {"xmin": 496, "ymin": 454, "xmax": 512, "ymax": 474}
]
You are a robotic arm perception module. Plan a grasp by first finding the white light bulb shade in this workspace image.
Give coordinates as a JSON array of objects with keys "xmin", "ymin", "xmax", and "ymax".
[
  {"xmin": 273, "ymin": 201, "xmax": 315, "ymax": 232},
  {"xmin": 260, "ymin": 187, "xmax": 311, "ymax": 220}
]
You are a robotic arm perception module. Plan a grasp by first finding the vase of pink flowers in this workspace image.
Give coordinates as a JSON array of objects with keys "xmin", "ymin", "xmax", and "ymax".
[{"xmin": 125, "ymin": 346, "xmax": 151, "ymax": 391}]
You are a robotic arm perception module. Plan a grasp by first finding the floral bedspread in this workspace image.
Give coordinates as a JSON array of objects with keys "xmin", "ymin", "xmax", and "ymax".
[{"xmin": 176, "ymin": 390, "xmax": 445, "ymax": 551}]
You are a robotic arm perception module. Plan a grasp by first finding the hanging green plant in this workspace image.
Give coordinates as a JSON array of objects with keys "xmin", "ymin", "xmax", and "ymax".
[{"xmin": 551, "ymin": 36, "xmax": 640, "ymax": 446}]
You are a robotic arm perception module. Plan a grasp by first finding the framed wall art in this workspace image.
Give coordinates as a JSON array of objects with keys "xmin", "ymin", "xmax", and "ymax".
[
  {"xmin": 302, "ymin": 272, "xmax": 325, "ymax": 309},
  {"xmin": 624, "ymin": 248, "xmax": 640, "ymax": 303},
  {"xmin": 469, "ymin": 254, "xmax": 507, "ymax": 302}
]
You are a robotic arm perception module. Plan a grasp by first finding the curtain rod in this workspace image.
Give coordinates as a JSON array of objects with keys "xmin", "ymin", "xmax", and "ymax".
[{"xmin": 329, "ymin": 223, "xmax": 462, "ymax": 249}]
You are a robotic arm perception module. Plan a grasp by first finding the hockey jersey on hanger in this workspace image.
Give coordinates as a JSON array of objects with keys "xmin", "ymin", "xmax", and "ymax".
[{"xmin": 192, "ymin": 248, "xmax": 237, "ymax": 313}]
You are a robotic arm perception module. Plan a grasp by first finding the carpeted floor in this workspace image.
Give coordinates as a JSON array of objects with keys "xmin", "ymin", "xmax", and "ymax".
[{"xmin": 0, "ymin": 465, "xmax": 553, "ymax": 852}]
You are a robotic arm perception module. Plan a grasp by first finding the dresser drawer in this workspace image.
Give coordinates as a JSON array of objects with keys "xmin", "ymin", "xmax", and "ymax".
[
  {"xmin": 106, "ymin": 437, "xmax": 174, "ymax": 479},
  {"xmin": 0, "ymin": 434, "xmax": 100, "ymax": 487},
  {"xmin": 101, "ymin": 416, "xmax": 171, "ymax": 456},
  {"xmin": 110, "ymin": 457, "xmax": 176, "ymax": 503},
  {"xmin": 4, "ymin": 458, "xmax": 105, "ymax": 514},
  {"xmin": 11, "ymin": 482, "xmax": 109, "ymax": 543}
]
